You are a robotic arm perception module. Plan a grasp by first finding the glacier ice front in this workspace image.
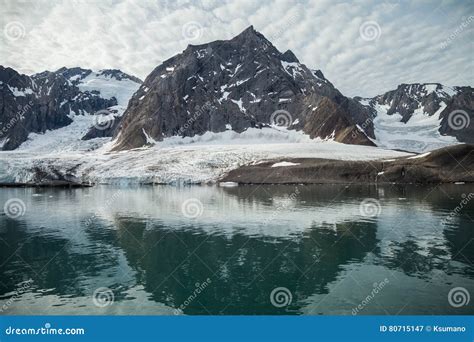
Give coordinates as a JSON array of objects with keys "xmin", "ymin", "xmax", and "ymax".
[{"xmin": 0, "ymin": 127, "xmax": 411, "ymax": 186}]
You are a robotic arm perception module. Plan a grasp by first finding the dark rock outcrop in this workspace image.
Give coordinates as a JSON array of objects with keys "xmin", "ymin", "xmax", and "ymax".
[
  {"xmin": 112, "ymin": 26, "xmax": 374, "ymax": 150},
  {"xmin": 438, "ymin": 86, "xmax": 474, "ymax": 143},
  {"xmin": 221, "ymin": 144, "xmax": 474, "ymax": 184},
  {"xmin": 303, "ymin": 97, "xmax": 375, "ymax": 146}
]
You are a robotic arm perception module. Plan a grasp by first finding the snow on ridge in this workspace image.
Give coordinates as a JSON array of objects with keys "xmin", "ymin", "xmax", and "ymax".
[
  {"xmin": 281, "ymin": 61, "xmax": 304, "ymax": 79},
  {"xmin": 8, "ymin": 85, "xmax": 34, "ymax": 97},
  {"xmin": 230, "ymin": 98, "xmax": 246, "ymax": 113},
  {"xmin": 421, "ymin": 84, "xmax": 438, "ymax": 95},
  {"xmin": 438, "ymin": 85, "xmax": 457, "ymax": 97}
]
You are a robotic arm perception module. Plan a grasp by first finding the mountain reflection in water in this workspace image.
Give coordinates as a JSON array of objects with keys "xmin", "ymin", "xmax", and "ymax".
[{"xmin": 0, "ymin": 184, "xmax": 473, "ymax": 315}]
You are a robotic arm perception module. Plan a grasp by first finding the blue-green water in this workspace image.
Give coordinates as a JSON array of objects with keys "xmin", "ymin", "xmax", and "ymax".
[{"xmin": 0, "ymin": 184, "xmax": 473, "ymax": 315}]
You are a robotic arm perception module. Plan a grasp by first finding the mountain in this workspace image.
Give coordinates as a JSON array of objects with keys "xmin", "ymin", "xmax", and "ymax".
[
  {"xmin": 2, "ymin": 28, "xmax": 472, "ymax": 155},
  {"xmin": 112, "ymin": 26, "xmax": 375, "ymax": 150},
  {"xmin": 0, "ymin": 66, "xmax": 141, "ymax": 150},
  {"xmin": 356, "ymin": 83, "xmax": 473, "ymax": 152}
]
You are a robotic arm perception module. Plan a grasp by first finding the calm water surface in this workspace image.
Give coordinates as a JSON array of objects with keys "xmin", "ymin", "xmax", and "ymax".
[{"xmin": 0, "ymin": 184, "xmax": 473, "ymax": 315}]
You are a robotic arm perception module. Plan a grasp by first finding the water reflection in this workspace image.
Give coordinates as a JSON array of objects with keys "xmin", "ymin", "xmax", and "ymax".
[{"xmin": 0, "ymin": 184, "xmax": 473, "ymax": 315}]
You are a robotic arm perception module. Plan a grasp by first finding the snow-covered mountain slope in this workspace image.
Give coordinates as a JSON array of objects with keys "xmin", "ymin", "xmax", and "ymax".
[
  {"xmin": 369, "ymin": 102, "xmax": 458, "ymax": 152},
  {"xmin": 68, "ymin": 68, "xmax": 142, "ymax": 107},
  {"xmin": 0, "ymin": 127, "xmax": 411, "ymax": 185},
  {"xmin": 356, "ymin": 83, "xmax": 473, "ymax": 152},
  {"xmin": 0, "ymin": 66, "xmax": 142, "ymax": 151}
]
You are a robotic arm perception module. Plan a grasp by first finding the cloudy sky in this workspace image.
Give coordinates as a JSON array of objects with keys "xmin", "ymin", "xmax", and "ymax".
[{"xmin": 1, "ymin": 0, "xmax": 472, "ymax": 97}]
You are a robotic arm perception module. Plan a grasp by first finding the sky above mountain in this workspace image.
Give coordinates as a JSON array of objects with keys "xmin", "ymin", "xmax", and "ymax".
[{"xmin": 1, "ymin": 0, "xmax": 472, "ymax": 97}]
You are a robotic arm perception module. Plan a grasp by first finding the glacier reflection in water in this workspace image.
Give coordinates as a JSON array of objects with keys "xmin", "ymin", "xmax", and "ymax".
[{"xmin": 0, "ymin": 184, "xmax": 473, "ymax": 315}]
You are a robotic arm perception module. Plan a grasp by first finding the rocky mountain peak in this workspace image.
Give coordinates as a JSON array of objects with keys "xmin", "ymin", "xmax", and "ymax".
[
  {"xmin": 230, "ymin": 25, "xmax": 268, "ymax": 44},
  {"xmin": 53, "ymin": 67, "xmax": 92, "ymax": 83},
  {"xmin": 111, "ymin": 27, "xmax": 374, "ymax": 150},
  {"xmin": 281, "ymin": 50, "xmax": 299, "ymax": 63}
]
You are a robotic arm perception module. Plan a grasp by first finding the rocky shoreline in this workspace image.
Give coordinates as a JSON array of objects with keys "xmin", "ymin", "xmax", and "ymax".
[{"xmin": 221, "ymin": 144, "xmax": 474, "ymax": 185}]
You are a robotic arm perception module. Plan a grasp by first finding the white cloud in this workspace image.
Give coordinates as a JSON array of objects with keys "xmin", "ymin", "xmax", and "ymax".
[{"xmin": 0, "ymin": 0, "xmax": 472, "ymax": 97}]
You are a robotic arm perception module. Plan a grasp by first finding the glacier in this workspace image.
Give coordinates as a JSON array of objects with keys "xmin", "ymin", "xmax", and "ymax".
[{"xmin": 0, "ymin": 125, "xmax": 412, "ymax": 186}]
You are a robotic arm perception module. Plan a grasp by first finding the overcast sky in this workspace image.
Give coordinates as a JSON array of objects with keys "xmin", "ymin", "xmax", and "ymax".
[{"xmin": 1, "ymin": 0, "xmax": 472, "ymax": 97}]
